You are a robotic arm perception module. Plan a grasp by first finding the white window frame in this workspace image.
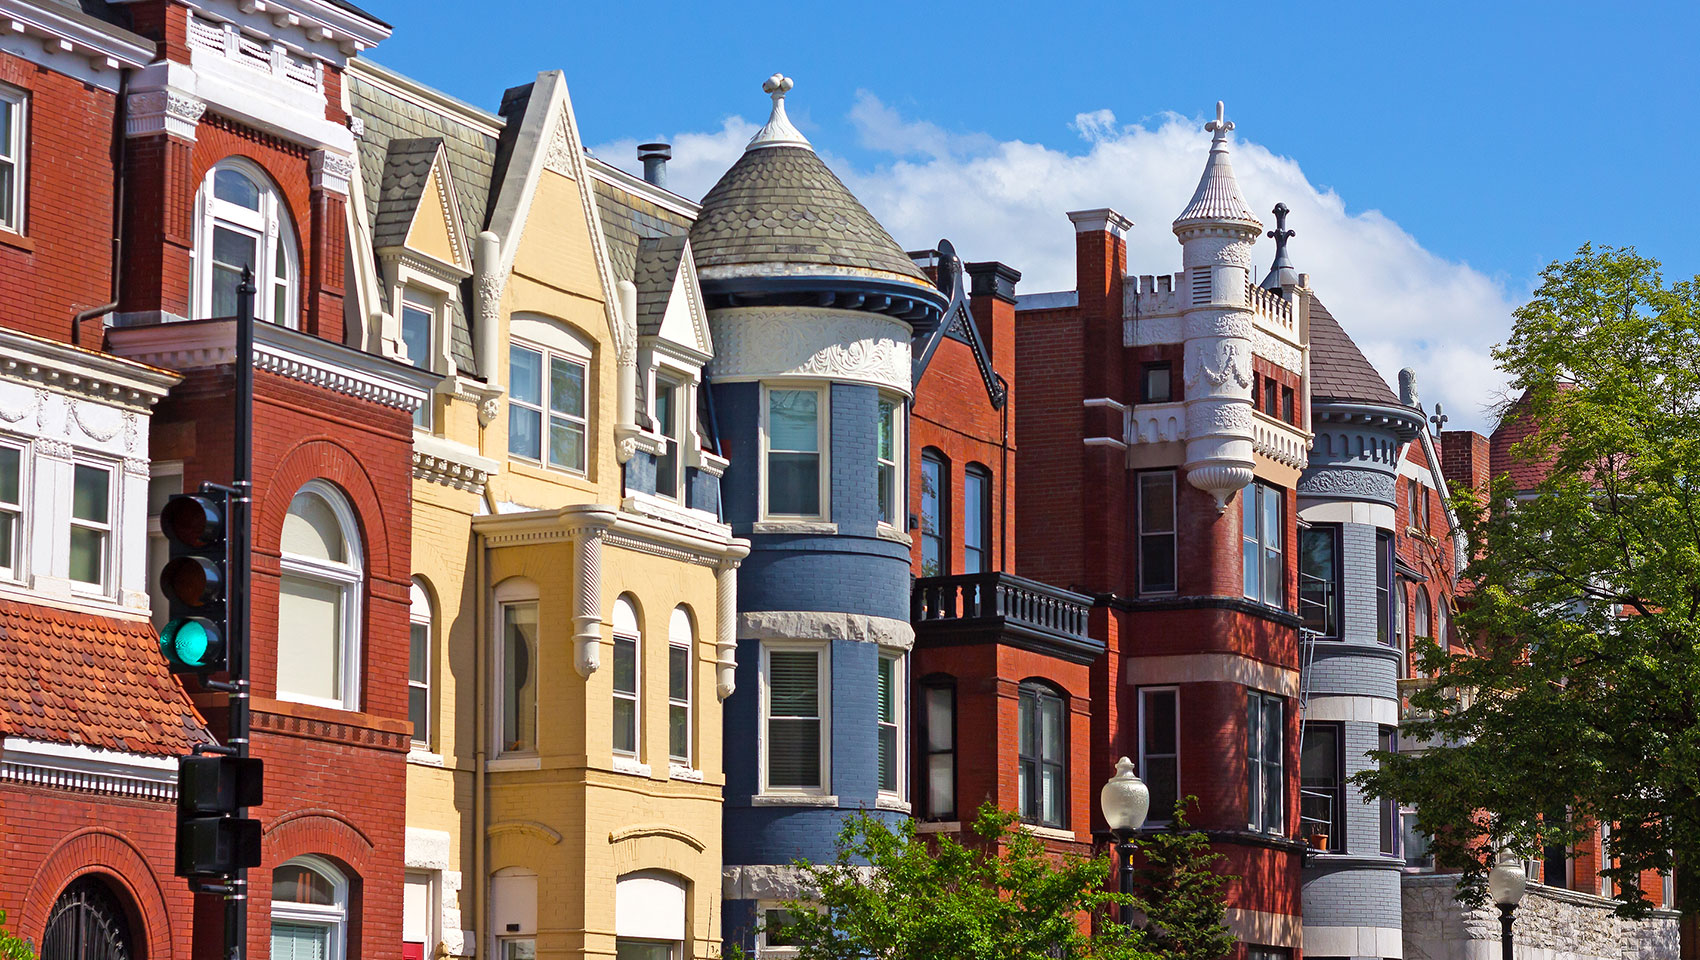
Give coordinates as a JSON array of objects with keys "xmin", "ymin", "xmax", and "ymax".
[
  {"xmin": 493, "ymin": 582, "xmax": 540, "ymax": 758},
  {"xmin": 759, "ymin": 641, "xmax": 830, "ymax": 797},
  {"xmin": 756, "ymin": 902, "xmax": 810, "ymax": 960},
  {"xmin": 876, "ymin": 393, "xmax": 904, "ymax": 530},
  {"xmin": 667, "ymin": 607, "xmax": 693, "ymax": 768},
  {"xmin": 276, "ymin": 481, "xmax": 364, "ymax": 711},
  {"xmin": 612, "ymin": 596, "xmax": 641, "ymax": 760},
  {"xmin": 0, "ymin": 436, "xmax": 27, "ymax": 582},
  {"xmin": 1599, "ymin": 822, "xmax": 1613, "ymax": 898},
  {"xmin": 409, "ymin": 579, "xmax": 433, "ymax": 748},
  {"xmin": 67, "ymin": 459, "xmax": 115, "ymax": 595},
  {"xmin": 400, "ymin": 290, "xmax": 439, "ymax": 430},
  {"xmin": 650, "ymin": 367, "xmax": 689, "ymax": 502},
  {"xmin": 1138, "ymin": 686, "xmax": 1180, "ymax": 826},
  {"xmin": 1242, "ymin": 482, "xmax": 1284, "ymax": 607},
  {"xmin": 191, "ymin": 158, "xmax": 299, "ymax": 327},
  {"xmin": 271, "ymin": 855, "xmax": 349, "ymax": 960},
  {"xmin": 877, "ymin": 649, "xmax": 905, "ymax": 802},
  {"xmin": 403, "ymin": 871, "xmax": 437, "ymax": 959},
  {"xmin": 760, "ymin": 383, "xmax": 829, "ymax": 521},
  {"xmin": 507, "ymin": 337, "xmax": 590, "ymax": 475},
  {"xmin": 0, "ymin": 86, "xmax": 25, "ymax": 234}
]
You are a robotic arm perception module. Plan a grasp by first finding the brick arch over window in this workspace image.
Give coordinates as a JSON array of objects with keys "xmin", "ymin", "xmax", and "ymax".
[
  {"xmin": 254, "ymin": 439, "xmax": 394, "ymax": 576},
  {"xmin": 259, "ymin": 814, "xmax": 372, "ymax": 960},
  {"xmin": 21, "ymin": 828, "xmax": 176, "ymax": 960}
]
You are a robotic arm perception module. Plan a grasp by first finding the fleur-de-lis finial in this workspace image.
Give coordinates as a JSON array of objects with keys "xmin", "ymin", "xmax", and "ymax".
[
  {"xmin": 1268, "ymin": 203, "xmax": 1295, "ymax": 248},
  {"xmin": 763, "ymin": 74, "xmax": 794, "ymax": 101},
  {"xmin": 1205, "ymin": 100, "xmax": 1234, "ymax": 137}
]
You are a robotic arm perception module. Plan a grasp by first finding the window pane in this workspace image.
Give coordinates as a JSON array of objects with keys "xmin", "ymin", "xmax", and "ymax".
[
  {"xmin": 1141, "ymin": 535, "xmax": 1176, "ymax": 594},
  {"xmin": 503, "ymin": 604, "xmax": 537, "ymax": 752},
  {"xmin": 1299, "ymin": 527, "xmax": 1336, "ymax": 635},
  {"xmin": 1040, "ymin": 696, "xmax": 1064, "ymax": 762},
  {"xmin": 509, "ymin": 406, "xmax": 542, "ymax": 460},
  {"xmin": 766, "ymin": 453, "xmax": 819, "ymax": 516},
  {"xmin": 0, "ymin": 102, "xmax": 11, "ymax": 157},
  {"xmin": 768, "ymin": 390, "xmax": 819, "ymax": 452},
  {"xmin": 767, "ymin": 650, "xmax": 820, "ymax": 788},
  {"xmin": 768, "ymin": 651, "xmax": 818, "ymax": 716},
  {"xmin": 1143, "ymin": 690, "xmax": 1176, "ymax": 754},
  {"xmin": 409, "ymin": 623, "xmax": 429, "ymax": 684},
  {"xmin": 409, "ymin": 685, "xmax": 428, "ymax": 743},
  {"xmin": 281, "ymin": 492, "xmax": 344, "ymax": 563},
  {"xmin": 278, "ymin": 575, "xmax": 342, "ymax": 702},
  {"xmin": 214, "ymin": 168, "xmax": 261, "ymax": 209},
  {"xmin": 72, "ymin": 465, "xmax": 109, "ymax": 524},
  {"xmin": 877, "ymin": 658, "xmax": 895, "ymax": 723},
  {"xmin": 767, "ymin": 718, "xmax": 820, "ymax": 787},
  {"xmin": 879, "ymin": 723, "xmax": 897, "ymax": 792},
  {"xmin": 510, "ymin": 346, "xmax": 542, "ymax": 405},
  {"xmin": 549, "ymin": 356, "xmax": 585, "ymax": 418},
  {"xmin": 0, "ymin": 513, "xmax": 12, "ymax": 571},
  {"xmin": 921, "ymin": 455, "xmax": 945, "ymax": 576},
  {"xmin": 271, "ymin": 922, "xmax": 331, "ymax": 960},
  {"xmin": 549, "ymin": 416, "xmax": 586, "ymax": 471},
  {"xmin": 614, "ymin": 941, "xmax": 672, "ymax": 960},
  {"xmin": 1147, "ymin": 756, "xmax": 1177, "ymax": 819},
  {"xmin": 669, "ymin": 704, "xmax": 688, "ymax": 761},
  {"xmin": 1140, "ymin": 473, "xmax": 1175, "ymax": 531},
  {"xmin": 613, "ymin": 698, "xmax": 637, "ymax": 754},
  {"xmin": 0, "ymin": 447, "xmax": 16, "ymax": 504},
  {"xmin": 1242, "ymin": 535, "xmax": 1260, "ymax": 600},
  {"xmin": 1018, "ymin": 693, "xmax": 1036, "ymax": 757},
  {"xmin": 613, "ymin": 636, "xmax": 636, "ymax": 695},
  {"xmin": 0, "ymin": 162, "xmax": 12, "ymax": 227},
  {"xmin": 964, "ymin": 470, "xmax": 988, "ymax": 573},
  {"xmin": 212, "ymin": 227, "xmax": 258, "ymax": 318},
  {"xmin": 927, "ymin": 754, "xmax": 955, "ymax": 818},
  {"xmin": 669, "ymin": 644, "xmax": 690, "ymax": 702},
  {"xmin": 654, "ymin": 381, "xmax": 676, "ymax": 435},
  {"xmin": 402, "ymin": 304, "xmax": 432, "ymax": 371},
  {"xmin": 925, "ymin": 687, "xmax": 953, "ymax": 751},
  {"xmin": 68, "ymin": 527, "xmax": 105, "ymax": 585},
  {"xmin": 1246, "ymin": 695, "xmax": 1261, "ymax": 826}
]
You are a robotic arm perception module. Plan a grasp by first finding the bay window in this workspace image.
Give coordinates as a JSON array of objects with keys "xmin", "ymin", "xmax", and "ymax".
[
  {"xmin": 1299, "ymin": 524, "xmax": 1339, "ymax": 636},
  {"xmin": 613, "ymin": 597, "xmax": 640, "ymax": 759},
  {"xmin": 508, "ymin": 341, "xmax": 588, "ymax": 473},
  {"xmin": 1138, "ymin": 687, "xmax": 1179, "ymax": 824},
  {"xmin": 68, "ymin": 463, "xmax": 112, "ymax": 588},
  {"xmin": 192, "ymin": 160, "xmax": 298, "ymax": 326},
  {"xmin": 1017, "ymin": 682, "xmax": 1066, "ymax": 828},
  {"xmin": 1242, "ymin": 482, "xmax": 1285, "ymax": 607},
  {"xmin": 877, "ymin": 652, "xmax": 903, "ymax": 798},
  {"xmin": 920, "ymin": 450, "xmax": 947, "ymax": 575},
  {"xmin": 761, "ymin": 644, "xmax": 827, "ymax": 793},
  {"xmin": 277, "ymin": 483, "xmax": 363, "ymax": 710},
  {"xmin": 1138, "ymin": 471, "xmax": 1177, "ymax": 594},
  {"xmin": 877, "ymin": 396, "xmax": 903, "ymax": 527},
  {"xmin": 1299, "ymin": 721, "xmax": 1343, "ymax": 851},
  {"xmin": 964, "ymin": 464, "xmax": 991, "ymax": 574},
  {"xmin": 764, "ymin": 386, "xmax": 825, "ymax": 518},
  {"xmin": 1247, "ymin": 692, "xmax": 1284, "ymax": 834}
]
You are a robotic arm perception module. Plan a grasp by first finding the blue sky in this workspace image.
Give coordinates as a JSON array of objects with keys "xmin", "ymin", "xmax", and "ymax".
[{"xmin": 360, "ymin": 1, "xmax": 1698, "ymax": 429}]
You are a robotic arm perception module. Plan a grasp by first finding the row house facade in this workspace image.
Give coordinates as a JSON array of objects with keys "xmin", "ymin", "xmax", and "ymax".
[{"xmin": 344, "ymin": 58, "xmax": 746, "ymax": 960}]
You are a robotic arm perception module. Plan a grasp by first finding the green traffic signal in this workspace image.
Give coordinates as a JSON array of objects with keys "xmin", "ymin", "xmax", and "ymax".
[{"xmin": 161, "ymin": 617, "xmax": 225, "ymax": 673}]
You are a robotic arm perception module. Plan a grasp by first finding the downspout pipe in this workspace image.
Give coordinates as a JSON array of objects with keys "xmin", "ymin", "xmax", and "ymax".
[{"xmin": 73, "ymin": 70, "xmax": 129, "ymax": 345}]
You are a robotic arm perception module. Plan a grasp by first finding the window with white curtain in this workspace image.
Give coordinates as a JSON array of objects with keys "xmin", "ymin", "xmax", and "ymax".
[
  {"xmin": 277, "ymin": 482, "xmax": 363, "ymax": 710},
  {"xmin": 1247, "ymin": 692, "xmax": 1284, "ymax": 834},
  {"xmin": 919, "ymin": 680, "xmax": 955, "ymax": 821},
  {"xmin": 613, "ymin": 597, "xmax": 640, "ymax": 759},
  {"xmin": 409, "ymin": 580, "xmax": 433, "ymax": 747},
  {"xmin": 668, "ymin": 606, "xmax": 693, "ymax": 766},
  {"xmin": 614, "ymin": 871, "xmax": 686, "ymax": 960},
  {"xmin": 271, "ymin": 856, "xmax": 348, "ymax": 960},
  {"xmin": 192, "ymin": 160, "xmax": 298, "ymax": 326},
  {"xmin": 1017, "ymin": 682, "xmax": 1066, "ymax": 828}
]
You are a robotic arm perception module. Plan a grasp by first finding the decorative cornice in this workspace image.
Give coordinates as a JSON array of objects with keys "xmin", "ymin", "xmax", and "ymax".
[
  {"xmin": 126, "ymin": 88, "xmax": 207, "ymax": 140},
  {"xmin": 0, "ymin": 739, "xmax": 179, "ymax": 803},
  {"xmin": 706, "ymin": 307, "xmax": 912, "ymax": 395},
  {"xmin": 412, "ymin": 451, "xmax": 489, "ymax": 494},
  {"xmin": 252, "ymin": 706, "xmax": 410, "ymax": 753},
  {"xmin": 1297, "ymin": 465, "xmax": 1398, "ymax": 504},
  {"xmin": 0, "ymin": 329, "xmax": 180, "ymax": 411}
]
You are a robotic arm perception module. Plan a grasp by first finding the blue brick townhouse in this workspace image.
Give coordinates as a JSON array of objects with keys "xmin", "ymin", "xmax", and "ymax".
[{"xmin": 690, "ymin": 76, "xmax": 948, "ymax": 952}]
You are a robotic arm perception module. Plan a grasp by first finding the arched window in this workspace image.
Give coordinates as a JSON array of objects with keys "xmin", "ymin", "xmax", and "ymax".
[
  {"xmin": 920, "ymin": 448, "xmax": 948, "ymax": 576},
  {"xmin": 42, "ymin": 876, "xmax": 133, "ymax": 960},
  {"xmin": 272, "ymin": 856, "xmax": 348, "ymax": 960},
  {"xmin": 192, "ymin": 159, "xmax": 299, "ymax": 326},
  {"xmin": 1412, "ymin": 588, "xmax": 1433, "ymax": 678},
  {"xmin": 668, "ymin": 606, "xmax": 694, "ymax": 767},
  {"xmin": 278, "ymin": 481, "xmax": 363, "ymax": 710},
  {"xmin": 494, "ymin": 578, "xmax": 538, "ymax": 756},
  {"xmin": 1017, "ymin": 681, "xmax": 1067, "ymax": 828},
  {"xmin": 614, "ymin": 871, "xmax": 687, "ymax": 959},
  {"xmin": 409, "ymin": 578, "xmax": 434, "ymax": 747},
  {"xmin": 612, "ymin": 596, "xmax": 640, "ymax": 759},
  {"xmin": 964, "ymin": 463, "xmax": 992, "ymax": 574},
  {"xmin": 1437, "ymin": 599, "xmax": 1449, "ymax": 649}
]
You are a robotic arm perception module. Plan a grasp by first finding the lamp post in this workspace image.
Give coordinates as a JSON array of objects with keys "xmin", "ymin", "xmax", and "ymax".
[
  {"xmin": 1488, "ymin": 849, "xmax": 1528, "ymax": 960},
  {"xmin": 1099, "ymin": 756, "xmax": 1151, "ymax": 926}
]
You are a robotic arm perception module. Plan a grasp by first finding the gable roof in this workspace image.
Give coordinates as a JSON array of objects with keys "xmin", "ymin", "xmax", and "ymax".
[
  {"xmin": 348, "ymin": 65, "xmax": 502, "ymax": 376},
  {"xmin": 372, "ymin": 137, "xmax": 443, "ymax": 250},
  {"xmin": 1308, "ymin": 296, "xmax": 1399, "ymax": 405},
  {"xmin": 0, "ymin": 599, "xmax": 208, "ymax": 756},
  {"xmin": 634, "ymin": 235, "xmax": 689, "ymax": 338}
]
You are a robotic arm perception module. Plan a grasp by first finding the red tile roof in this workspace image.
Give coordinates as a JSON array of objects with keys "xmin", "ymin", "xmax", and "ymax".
[
  {"xmin": 1489, "ymin": 387, "xmax": 1568, "ymax": 492},
  {"xmin": 0, "ymin": 599, "xmax": 209, "ymax": 756}
]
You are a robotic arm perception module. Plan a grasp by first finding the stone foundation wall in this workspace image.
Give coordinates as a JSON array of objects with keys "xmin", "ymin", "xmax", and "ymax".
[{"xmin": 1401, "ymin": 874, "xmax": 1677, "ymax": 960}]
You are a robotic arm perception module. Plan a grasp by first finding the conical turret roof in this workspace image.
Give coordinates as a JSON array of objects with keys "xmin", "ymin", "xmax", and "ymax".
[
  {"xmin": 689, "ymin": 76, "xmax": 930, "ymax": 286},
  {"xmin": 1173, "ymin": 101, "xmax": 1261, "ymax": 231},
  {"xmin": 1308, "ymin": 297, "xmax": 1398, "ymax": 406}
]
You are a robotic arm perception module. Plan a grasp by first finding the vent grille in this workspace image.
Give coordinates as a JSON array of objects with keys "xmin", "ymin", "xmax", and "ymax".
[{"xmin": 1192, "ymin": 266, "xmax": 1212, "ymax": 305}]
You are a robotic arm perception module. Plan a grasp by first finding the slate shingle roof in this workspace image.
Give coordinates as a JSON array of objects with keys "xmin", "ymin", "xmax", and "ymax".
[
  {"xmin": 689, "ymin": 146, "xmax": 929, "ymax": 285},
  {"xmin": 349, "ymin": 68, "xmax": 501, "ymax": 377},
  {"xmin": 0, "ymin": 599, "xmax": 208, "ymax": 756},
  {"xmin": 372, "ymin": 137, "xmax": 442, "ymax": 251},
  {"xmin": 593, "ymin": 174, "xmax": 693, "ymax": 293},
  {"xmin": 634, "ymin": 235, "xmax": 688, "ymax": 338},
  {"xmin": 1308, "ymin": 296, "xmax": 1398, "ymax": 405}
]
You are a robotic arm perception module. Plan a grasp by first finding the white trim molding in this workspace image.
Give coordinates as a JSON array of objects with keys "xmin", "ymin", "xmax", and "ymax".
[
  {"xmin": 0, "ymin": 738, "xmax": 178, "ymax": 801},
  {"xmin": 1301, "ymin": 924, "xmax": 1401, "ymax": 959},
  {"xmin": 738, "ymin": 610, "xmax": 915, "ymax": 651},
  {"xmin": 708, "ymin": 307, "xmax": 913, "ymax": 396}
]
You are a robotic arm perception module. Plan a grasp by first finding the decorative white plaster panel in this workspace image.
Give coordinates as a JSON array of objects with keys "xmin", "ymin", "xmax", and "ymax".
[{"xmin": 707, "ymin": 308, "xmax": 912, "ymax": 394}]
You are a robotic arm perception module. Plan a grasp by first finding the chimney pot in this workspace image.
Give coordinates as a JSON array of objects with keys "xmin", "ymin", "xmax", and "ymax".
[{"xmin": 637, "ymin": 142, "xmax": 672, "ymax": 188}]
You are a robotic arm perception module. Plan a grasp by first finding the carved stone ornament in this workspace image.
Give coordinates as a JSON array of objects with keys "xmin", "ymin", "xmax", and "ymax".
[
  {"xmin": 1210, "ymin": 242, "xmax": 1254, "ymax": 267},
  {"xmin": 0, "ymin": 387, "xmax": 43, "ymax": 426},
  {"xmin": 1188, "ymin": 400, "xmax": 1254, "ymax": 434},
  {"xmin": 1184, "ymin": 339, "xmax": 1252, "ymax": 391},
  {"xmin": 479, "ymin": 397, "xmax": 501, "ymax": 427},
  {"xmin": 125, "ymin": 89, "xmax": 206, "ymax": 140},
  {"xmin": 1296, "ymin": 466, "xmax": 1397, "ymax": 503},
  {"xmin": 69, "ymin": 399, "xmax": 122, "ymax": 443},
  {"xmin": 708, "ymin": 308, "xmax": 912, "ymax": 393},
  {"xmin": 1251, "ymin": 328, "xmax": 1303, "ymax": 372},
  {"xmin": 543, "ymin": 116, "xmax": 576, "ymax": 176},
  {"xmin": 1184, "ymin": 311, "xmax": 1254, "ymax": 341},
  {"xmin": 477, "ymin": 274, "xmax": 504, "ymax": 325},
  {"xmin": 35, "ymin": 438, "xmax": 73, "ymax": 460}
]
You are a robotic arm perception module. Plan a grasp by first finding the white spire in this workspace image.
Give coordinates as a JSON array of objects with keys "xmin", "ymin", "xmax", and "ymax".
[
  {"xmin": 746, "ymin": 73, "xmax": 811, "ymax": 152},
  {"xmin": 1173, "ymin": 101, "xmax": 1260, "ymax": 229}
]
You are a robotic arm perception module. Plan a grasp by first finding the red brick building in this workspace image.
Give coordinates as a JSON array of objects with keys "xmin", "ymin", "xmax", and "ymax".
[{"xmin": 907, "ymin": 250, "xmax": 1101, "ymax": 856}]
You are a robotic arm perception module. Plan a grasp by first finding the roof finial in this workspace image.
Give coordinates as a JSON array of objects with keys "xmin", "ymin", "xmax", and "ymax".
[
  {"xmin": 747, "ymin": 73, "xmax": 811, "ymax": 152},
  {"xmin": 1260, "ymin": 203, "xmax": 1298, "ymax": 289},
  {"xmin": 1173, "ymin": 100, "xmax": 1259, "ymax": 230},
  {"xmin": 1206, "ymin": 100, "xmax": 1234, "ymax": 140}
]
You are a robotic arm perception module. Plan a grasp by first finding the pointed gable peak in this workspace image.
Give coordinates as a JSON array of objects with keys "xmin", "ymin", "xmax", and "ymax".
[
  {"xmin": 747, "ymin": 73, "xmax": 811, "ymax": 152},
  {"xmin": 375, "ymin": 137, "xmax": 471, "ymax": 272},
  {"xmin": 1173, "ymin": 101, "xmax": 1260, "ymax": 231}
]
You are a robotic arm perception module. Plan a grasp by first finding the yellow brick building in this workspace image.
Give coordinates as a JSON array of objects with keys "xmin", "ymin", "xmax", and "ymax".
[{"xmin": 346, "ymin": 62, "xmax": 745, "ymax": 960}]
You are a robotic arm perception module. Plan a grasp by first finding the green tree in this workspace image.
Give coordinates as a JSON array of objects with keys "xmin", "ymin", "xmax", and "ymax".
[
  {"xmin": 1131, "ymin": 804, "xmax": 1235, "ymax": 960},
  {"xmin": 1356, "ymin": 245, "xmax": 1700, "ymax": 951},
  {"xmin": 741, "ymin": 802, "xmax": 1232, "ymax": 960},
  {"xmin": 0, "ymin": 909, "xmax": 35, "ymax": 960}
]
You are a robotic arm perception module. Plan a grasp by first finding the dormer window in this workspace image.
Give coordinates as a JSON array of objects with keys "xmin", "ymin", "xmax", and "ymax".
[
  {"xmin": 653, "ymin": 374, "xmax": 683, "ymax": 500},
  {"xmin": 400, "ymin": 291, "xmax": 437, "ymax": 428},
  {"xmin": 192, "ymin": 160, "xmax": 298, "ymax": 327}
]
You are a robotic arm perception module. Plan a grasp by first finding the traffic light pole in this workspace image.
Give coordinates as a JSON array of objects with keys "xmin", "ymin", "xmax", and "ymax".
[{"xmin": 225, "ymin": 269, "xmax": 255, "ymax": 960}]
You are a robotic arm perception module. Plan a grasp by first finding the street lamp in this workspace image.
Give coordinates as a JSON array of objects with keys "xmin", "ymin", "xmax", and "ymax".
[
  {"xmin": 1100, "ymin": 756, "xmax": 1151, "ymax": 926},
  {"xmin": 1488, "ymin": 849, "xmax": 1528, "ymax": 960}
]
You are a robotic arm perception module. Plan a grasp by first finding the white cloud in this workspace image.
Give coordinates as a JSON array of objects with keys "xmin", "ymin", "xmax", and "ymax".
[{"xmin": 591, "ymin": 100, "xmax": 1517, "ymax": 432}]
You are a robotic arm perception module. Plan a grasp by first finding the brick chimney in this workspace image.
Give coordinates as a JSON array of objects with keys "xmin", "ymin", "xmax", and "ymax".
[
  {"xmin": 1440, "ymin": 429, "xmax": 1491, "ymax": 497},
  {"xmin": 965, "ymin": 260, "xmax": 1020, "ymax": 382},
  {"xmin": 1066, "ymin": 208, "xmax": 1131, "ymax": 399}
]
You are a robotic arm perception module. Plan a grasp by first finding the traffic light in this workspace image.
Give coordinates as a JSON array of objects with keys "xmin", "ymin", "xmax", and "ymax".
[
  {"xmin": 158, "ymin": 492, "xmax": 229, "ymax": 673},
  {"xmin": 176, "ymin": 755, "xmax": 263, "ymax": 877}
]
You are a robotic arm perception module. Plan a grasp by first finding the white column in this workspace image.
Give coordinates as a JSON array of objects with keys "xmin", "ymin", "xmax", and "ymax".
[
  {"xmin": 715, "ymin": 560, "xmax": 739, "ymax": 699},
  {"xmin": 573, "ymin": 530, "xmax": 604, "ymax": 677}
]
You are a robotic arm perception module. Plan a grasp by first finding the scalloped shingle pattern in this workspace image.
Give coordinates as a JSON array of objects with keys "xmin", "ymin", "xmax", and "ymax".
[
  {"xmin": 0, "ymin": 599, "xmax": 208, "ymax": 755},
  {"xmin": 1308, "ymin": 297, "xmax": 1398, "ymax": 405},
  {"xmin": 1174, "ymin": 143, "xmax": 1259, "ymax": 227},
  {"xmin": 690, "ymin": 146, "xmax": 928, "ymax": 283}
]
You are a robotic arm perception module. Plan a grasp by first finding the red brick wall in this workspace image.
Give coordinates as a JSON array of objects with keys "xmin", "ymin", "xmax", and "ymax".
[
  {"xmin": 0, "ymin": 51, "xmax": 121, "ymax": 344},
  {"xmin": 1013, "ymin": 306, "xmax": 1083, "ymax": 587},
  {"xmin": 2, "ymin": 784, "xmax": 192, "ymax": 960},
  {"xmin": 1439, "ymin": 429, "xmax": 1489, "ymax": 498}
]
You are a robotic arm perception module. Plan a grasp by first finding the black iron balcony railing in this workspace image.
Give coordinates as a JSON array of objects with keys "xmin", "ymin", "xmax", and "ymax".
[{"xmin": 912, "ymin": 573, "xmax": 1100, "ymax": 661}]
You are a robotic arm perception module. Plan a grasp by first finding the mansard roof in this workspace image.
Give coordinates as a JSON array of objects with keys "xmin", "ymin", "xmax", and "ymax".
[
  {"xmin": 1308, "ymin": 296, "xmax": 1399, "ymax": 406},
  {"xmin": 371, "ymin": 136, "xmax": 442, "ymax": 250},
  {"xmin": 0, "ymin": 599, "xmax": 209, "ymax": 756}
]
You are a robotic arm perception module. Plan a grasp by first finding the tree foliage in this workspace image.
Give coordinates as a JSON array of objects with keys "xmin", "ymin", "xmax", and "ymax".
[
  {"xmin": 1356, "ymin": 245, "xmax": 1700, "ymax": 921},
  {"xmin": 0, "ymin": 910, "xmax": 34, "ymax": 960},
  {"xmin": 739, "ymin": 801, "xmax": 1232, "ymax": 960}
]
